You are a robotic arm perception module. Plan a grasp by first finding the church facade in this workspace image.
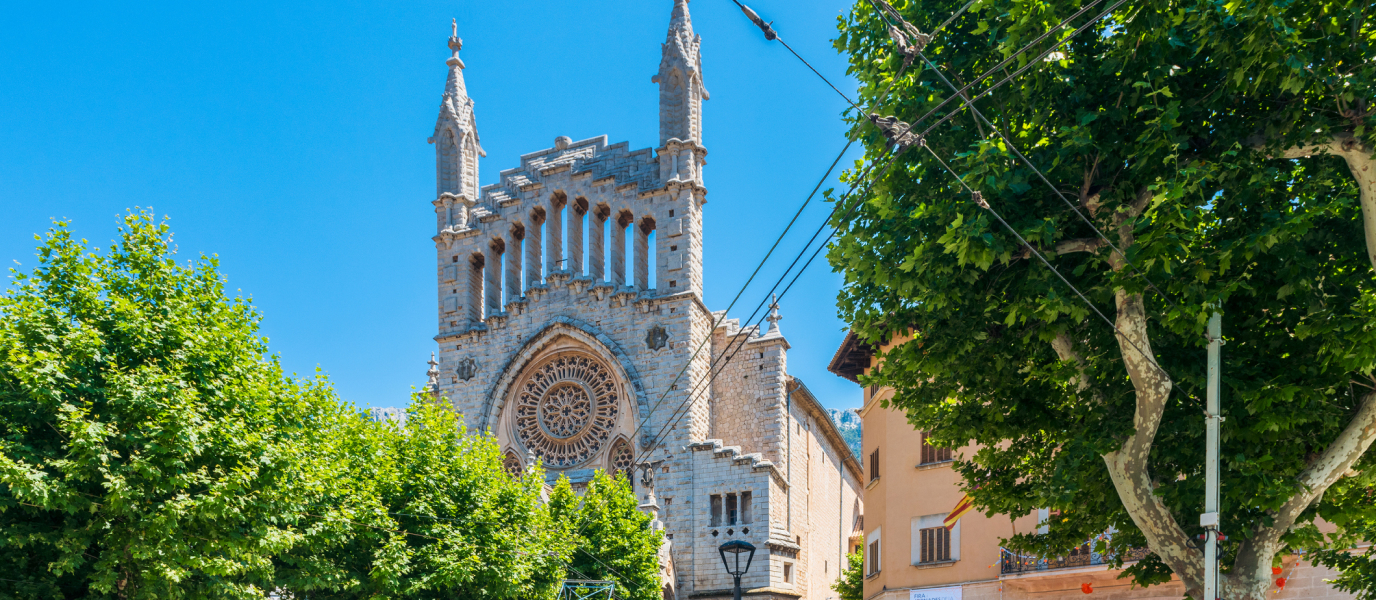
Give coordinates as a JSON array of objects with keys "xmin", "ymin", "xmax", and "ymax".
[{"xmin": 422, "ymin": 2, "xmax": 863, "ymax": 599}]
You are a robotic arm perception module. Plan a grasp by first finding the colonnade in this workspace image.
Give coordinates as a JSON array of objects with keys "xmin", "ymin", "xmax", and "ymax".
[{"xmin": 460, "ymin": 192, "xmax": 658, "ymax": 322}]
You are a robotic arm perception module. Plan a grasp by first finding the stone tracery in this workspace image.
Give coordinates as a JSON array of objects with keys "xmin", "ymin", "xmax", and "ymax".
[{"xmin": 513, "ymin": 352, "xmax": 621, "ymax": 468}]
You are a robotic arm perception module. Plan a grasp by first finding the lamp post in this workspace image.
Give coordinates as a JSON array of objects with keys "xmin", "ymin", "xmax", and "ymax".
[{"xmin": 718, "ymin": 540, "xmax": 757, "ymax": 600}]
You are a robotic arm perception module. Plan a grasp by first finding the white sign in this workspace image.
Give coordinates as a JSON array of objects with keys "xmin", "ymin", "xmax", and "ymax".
[{"xmin": 910, "ymin": 586, "xmax": 963, "ymax": 600}]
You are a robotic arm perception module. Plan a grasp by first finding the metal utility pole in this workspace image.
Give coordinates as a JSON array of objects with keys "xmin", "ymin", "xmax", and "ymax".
[{"xmin": 1201, "ymin": 312, "xmax": 1223, "ymax": 600}]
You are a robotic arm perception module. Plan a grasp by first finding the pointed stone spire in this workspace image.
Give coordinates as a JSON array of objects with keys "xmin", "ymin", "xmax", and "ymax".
[
  {"xmin": 432, "ymin": 19, "xmax": 484, "ymax": 200},
  {"xmin": 445, "ymin": 19, "xmax": 467, "ymax": 98},
  {"xmin": 764, "ymin": 294, "xmax": 783, "ymax": 337},
  {"xmin": 426, "ymin": 352, "xmax": 441, "ymax": 399},
  {"xmin": 654, "ymin": 0, "xmax": 709, "ymax": 146}
]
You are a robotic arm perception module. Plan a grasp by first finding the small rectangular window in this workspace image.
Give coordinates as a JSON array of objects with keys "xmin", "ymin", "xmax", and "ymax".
[
  {"xmin": 919, "ymin": 527, "xmax": 952, "ymax": 563},
  {"xmin": 670, "ymin": 280, "xmax": 677, "ymax": 287},
  {"xmin": 726, "ymin": 493, "xmax": 738, "ymax": 525},
  {"xmin": 869, "ymin": 449, "xmax": 880, "ymax": 482},
  {"xmin": 670, "ymin": 245, "xmax": 678, "ymax": 251},
  {"xmin": 669, "ymin": 210, "xmax": 675, "ymax": 217},
  {"xmin": 783, "ymin": 563, "xmax": 793, "ymax": 583},
  {"xmin": 921, "ymin": 432, "xmax": 953, "ymax": 464},
  {"xmin": 710, "ymin": 494, "xmax": 722, "ymax": 527},
  {"xmin": 740, "ymin": 491, "xmax": 752, "ymax": 524},
  {"xmin": 868, "ymin": 538, "xmax": 881, "ymax": 576}
]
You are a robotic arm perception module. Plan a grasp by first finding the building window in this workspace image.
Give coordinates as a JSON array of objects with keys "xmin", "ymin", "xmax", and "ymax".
[
  {"xmin": 913, "ymin": 514, "xmax": 960, "ymax": 564},
  {"xmin": 783, "ymin": 562, "xmax": 793, "ymax": 584},
  {"xmin": 869, "ymin": 449, "xmax": 880, "ymax": 482},
  {"xmin": 921, "ymin": 432, "xmax": 953, "ymax": 465},
  {"xmin": 711, "ymin": 492, "xmax": 753, "ymax": 526},
  {"xmin": 919, "ymin": 526, "xmax": 951, "ymax": 563},
  {"xmin": 866, "ymin": 528, "xmax": 882, "ymax": 576}
]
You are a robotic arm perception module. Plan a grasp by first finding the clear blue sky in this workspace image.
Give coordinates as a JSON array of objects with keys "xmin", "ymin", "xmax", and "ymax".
[{"xmin": 0, "ymin": 0, "xmax": 865, "ymax": 412}]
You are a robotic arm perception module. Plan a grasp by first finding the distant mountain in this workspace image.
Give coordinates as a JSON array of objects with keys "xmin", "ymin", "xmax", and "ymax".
[{"xmin": 827, "ymin": 408, "xmax": 862, "ymax": 459}]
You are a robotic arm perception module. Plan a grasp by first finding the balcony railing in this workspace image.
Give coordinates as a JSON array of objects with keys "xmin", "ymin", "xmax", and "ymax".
[{"xmin": 1000, "ymin": 545, "xmax": 1151, "ymax": 575}]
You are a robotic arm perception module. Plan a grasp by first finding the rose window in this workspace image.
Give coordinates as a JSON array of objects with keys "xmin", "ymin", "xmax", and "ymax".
[
  {"xmin": 541, "ymin": 384, "xmax": 592, "ymax": 438},
  {"xmin": 514, "ymin": 353, "xmax": 621, "ymax": 469}
]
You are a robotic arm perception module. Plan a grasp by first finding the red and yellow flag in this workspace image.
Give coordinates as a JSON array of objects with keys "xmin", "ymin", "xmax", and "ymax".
[{"xmin": 943, "ymin": 494, "xmax": 974, "ymax": 530}]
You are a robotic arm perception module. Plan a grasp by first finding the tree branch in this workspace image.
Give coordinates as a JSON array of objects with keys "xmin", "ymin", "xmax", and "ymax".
[
  {"xmin": 1100, "ymin": 289, "xmax": 1202, "ymax": 596},
  {"xmin": 1226, "ymin": 392, "xmax": 1376, "ymax": 597},
  {"xmin": 1261, "ymin": 133, "xmax": 1376, "ymax": 272},
  {"xmin": 1017, "ymin": 238, "xmax": 1107, "ymax": 259}
]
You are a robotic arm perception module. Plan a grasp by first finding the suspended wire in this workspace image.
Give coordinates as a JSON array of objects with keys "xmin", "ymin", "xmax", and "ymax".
[
  {"xmin": 726, "ymin": 0, "xmax": 1179, "ymax": 382},
  {"xmin": 913, "ymin": 50, "xmax": 1178, "ymax": 307},
  {"xmin": 626, "ymin": 156, "xmax": 888, "ymax": 468},
  {"xmin": 623, "ymin": 0, "xmax": 1068, "ymax": 467},
  {"xmin": 612, "ymin": 139, "xmax": 855, "ymax": 458},
  {"xmin": 914, "ymin": 0, "xmax": 1129, "ymax": 138},
  {"xmin": 631, "ymin": 152, "xmax": 908, "ymax": 467},
  {"xmin": 916, "ymin": 142, "xmax": 1171, "ymax": 379},
  {"xmin": 933, "ymin": 0, "xmax": 980, "ymax": 37}
]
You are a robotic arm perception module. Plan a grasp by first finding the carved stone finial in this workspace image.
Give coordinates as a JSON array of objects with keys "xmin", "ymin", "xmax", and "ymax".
[
  {"xmin": 764, "ymin": 294, "xmax": 783, "ymax": 336},
  {"xmin": 452, "ymin": 18, "xmax": 457, "ymax": 38},
  {"xmin": 426, "ymin": 352, "xmax": 441, "ymax": 398}
]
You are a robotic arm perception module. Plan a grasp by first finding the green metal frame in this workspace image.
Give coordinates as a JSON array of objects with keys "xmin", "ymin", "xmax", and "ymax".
[{"xmin": 560, "ymin": 579, "xmax": 616, "ymax": 600}]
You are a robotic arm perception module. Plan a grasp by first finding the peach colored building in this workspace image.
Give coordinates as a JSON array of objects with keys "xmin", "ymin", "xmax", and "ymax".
[{"xmin": 828, "ymin": 332, "xmax": 1355, "ymax": 600}]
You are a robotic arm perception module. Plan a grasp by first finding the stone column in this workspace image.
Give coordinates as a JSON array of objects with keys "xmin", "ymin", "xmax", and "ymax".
[
  {"xmin": 611, "ymin": 212, "xmax": 629, "ymax": 287},
  {"xmin": 590, "ymin": 207, "xmax": 607, "ymax": 282},
  {"xmin": 634, "ymin": 218, "xmax": 651, "ymax": 291},
  {"xmin": 568, "ymin": 202, "xmax": 586, "ymax": 276},
  {"xmin": 505, "ymin": 233, "xmax": 522, "ymax": 304},
  {"xmin": 526, "ymin": 209, "xmax": 544, "ymax": 289},
  {"xmin": 547, "ymin": 196, "xmax": 565, "ymax": 274}
]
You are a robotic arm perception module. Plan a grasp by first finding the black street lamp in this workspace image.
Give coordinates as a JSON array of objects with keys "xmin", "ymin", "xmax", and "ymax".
[{"xmin": 718, "ymin": 540, "xmax": 757, "ymax": 600}]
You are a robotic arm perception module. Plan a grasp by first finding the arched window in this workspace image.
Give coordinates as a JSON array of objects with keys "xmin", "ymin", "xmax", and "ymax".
[
  {"xmin": 486, "ymin": 238, "xmax": 505, "ymax": 314},
  {"xmin": 608, "ymin": 438, "xmax": 634, "ymax": 480},
  {"xmin": 468, "ymin": 252, "xmax": 485, "ymax": 323},
  {"xmin": 503, "ymin": 450, "xmax": 523, "ymax": 478},
  {"xmin": 591, "ymin": 204, "xmax": 610, "ymax": 282}
]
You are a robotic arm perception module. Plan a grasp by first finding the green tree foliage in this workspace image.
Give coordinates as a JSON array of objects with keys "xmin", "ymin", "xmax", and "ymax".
[
  {"xmin": 832, "ymin": 550, "xmax": 863, "ymax": 600},
  {"xmin": 830, "ymin": 0, "xmax": 1375, "ymax": 598},
  {"xmin": 0, "ymin": 213, "xmax": 573, "ymax": 599},
  {"xmin": 0, "ymin": 213, "xmax": 348, "ymax": 599},
  {"xmin": 279, "ymin": 402, "xmax": 571, "ymax": 600},
  {"xmin": 557, "ymin": 472, "xmax": 663, "ymax": 600}
]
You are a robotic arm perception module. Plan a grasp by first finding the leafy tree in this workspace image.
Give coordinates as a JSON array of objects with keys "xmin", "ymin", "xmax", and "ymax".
[
  {"xmin": 0, "ymin": 212, "xmax": 347, "ymax": 599},
  {"xmin": 557, "ymin": 471, "xmax": 663, "ymax": 600},
  {"xmin": 274, "ymin": 402, "xmax": 572, "ymax": 600},
  {"xmin": 829, "ymin": 0, "xmax": 1375, "ymax": 599},
  {"xmin": 832, "ymin": 550, "xmax": 863, "ymax": 600},
  {"xmin": 0, "ymin": 213, "xmax": 575, "ymax": 600}
]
